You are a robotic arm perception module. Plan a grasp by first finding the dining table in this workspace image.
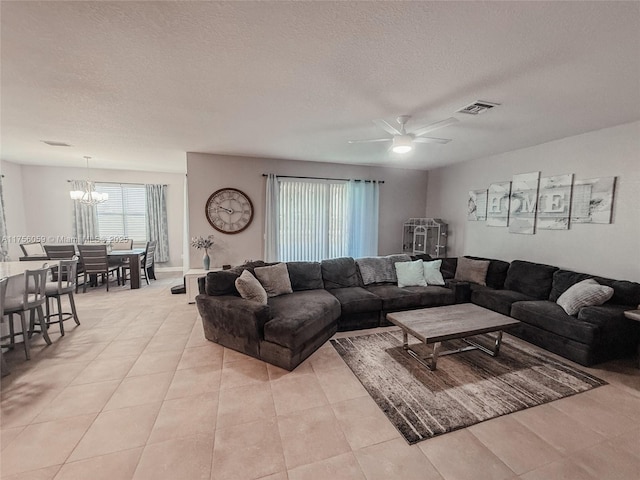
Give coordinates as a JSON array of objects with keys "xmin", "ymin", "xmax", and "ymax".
[{"xmin": 108, "ymin": 248, "xmax": 150, "ymax": 289}]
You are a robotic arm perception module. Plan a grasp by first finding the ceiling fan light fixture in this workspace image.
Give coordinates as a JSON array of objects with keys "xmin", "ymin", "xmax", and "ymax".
[{"xmin": 391, "ymin": 135, "xmax": 413, "ymax": 154}]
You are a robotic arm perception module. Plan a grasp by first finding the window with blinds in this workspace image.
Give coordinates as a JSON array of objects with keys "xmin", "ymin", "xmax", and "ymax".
[
  {"xmin": 278, "ymin": 180, "xmax": 349, "ymax": 261},
  {"xmin": 95, "ymin": 184, "xmax": 147, "ymax": 242}
]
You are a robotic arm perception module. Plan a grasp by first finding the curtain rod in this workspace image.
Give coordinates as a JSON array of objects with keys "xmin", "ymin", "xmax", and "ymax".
[
  {"xmin": 67, "ymin": 180, "xmax": 167, "ymax": 186},
  {"xmin": 262, "ymin": 174, "xmax": 384, "ymax": 184}
]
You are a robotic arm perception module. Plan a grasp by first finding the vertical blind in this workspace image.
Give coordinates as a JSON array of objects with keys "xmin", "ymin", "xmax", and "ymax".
[
  {"xmin": 95, "ymin": 184, "xmax": 147, "ymax": 241},
  {"xmin": 278, "ymin": 180, "xmax": 349, "ymax": 262}
]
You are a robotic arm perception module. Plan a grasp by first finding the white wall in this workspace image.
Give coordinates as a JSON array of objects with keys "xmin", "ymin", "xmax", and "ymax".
[
  {"xmin": 426, "ymin": 121, "xmax": 640, "ymax": 282},
  {"xmin": 1, "ymin": 161, "xmax": 185, "ymax": 268},
  {"xmin": 0, "ymin": 160, "xmax": 27, "ymax": 261},
  {"xmin": 186, "ymin": 153, "xmax": 429, "ymax": 268}
]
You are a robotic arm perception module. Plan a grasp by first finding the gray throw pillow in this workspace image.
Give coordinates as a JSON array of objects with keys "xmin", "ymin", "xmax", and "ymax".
[
  {"xmin": 556, "ymin": 279, "xmax": 614, "ymax": 315},
  {"xmin": 454, "ymin": 257, "xmax": 490, "ymax": 286},
  {"xmin": 235, "ymin": 270, "xmax": 267, "ymax": 304},
  {"xmin": 254, "ymin": 262, "xmax": 293, "ymax": 297}
]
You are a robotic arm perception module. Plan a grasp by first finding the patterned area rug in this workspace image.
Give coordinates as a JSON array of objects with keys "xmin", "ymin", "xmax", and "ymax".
[{"xmin": 330, "ymin": 331, "xmax": 606, "ymax": 444}]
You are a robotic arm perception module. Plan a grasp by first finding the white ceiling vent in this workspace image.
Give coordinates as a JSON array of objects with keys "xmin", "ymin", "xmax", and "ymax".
[
  {"xmin": 41, "ymin": 140, "xmax": 72, "ymax": 147},
  {"xmin": 456, "ymin": 101, "xmax": 500, "ymax": 115}
]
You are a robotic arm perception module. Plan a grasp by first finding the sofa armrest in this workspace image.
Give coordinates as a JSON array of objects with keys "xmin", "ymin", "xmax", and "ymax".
[
  {"xmin": 195, "ymin": 294, "xmax": 272, "ymax": 344},
  {"xmin": 446, "ymin": 280, "xmax": 471, "ymax": 304}
]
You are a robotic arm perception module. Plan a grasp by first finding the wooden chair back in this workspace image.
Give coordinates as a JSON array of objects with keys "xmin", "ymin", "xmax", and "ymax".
[
  {"xmin": 56, "ymin": 257, "xmax": 79, "ymax": 293},
  {"xmin": 110, "ymin": 239, "xmax": 133, "ymax": 250},
  {"xmin": 20, "ymin": 242, "xmax": 46, "ymax": 257},
  {"xmin": 78, "ymin": 244, "xmax": 109, "ymax": 274},
  {"xmin": 144, "ymin": 241, "xmax": 157, "ymax": 270},
  {"xmin": 44, "ymin": 244, "xmax": 76, "ymax": 260},
  {"xmin": 24, "ymin": 266, "xmax": 49, "ymax": 309}
]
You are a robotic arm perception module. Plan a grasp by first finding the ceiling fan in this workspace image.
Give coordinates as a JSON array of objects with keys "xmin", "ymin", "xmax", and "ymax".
[{"xmin": 348, "ymin": 115, "xmax": 459, "ymax": 154}]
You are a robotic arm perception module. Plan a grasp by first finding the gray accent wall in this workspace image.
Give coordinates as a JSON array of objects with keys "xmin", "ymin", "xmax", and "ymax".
[
  {"xmin": 186, "ymin": 153, "xmax": 430, "ymax": 269},
  {"xmin": 426, "ymin": 121, "xmax": 640, "ymax": 282}
]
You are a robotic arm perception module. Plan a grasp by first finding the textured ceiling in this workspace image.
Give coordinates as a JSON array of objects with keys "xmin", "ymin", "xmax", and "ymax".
[{"xmin": 1, "ymin": 1, "xmax": 639, "ymax": 173}]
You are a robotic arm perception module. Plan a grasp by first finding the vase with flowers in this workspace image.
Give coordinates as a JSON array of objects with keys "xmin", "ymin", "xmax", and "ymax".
[{"xmin": 191, "ymin": 235, "xmax": 215, "ymax": 270}]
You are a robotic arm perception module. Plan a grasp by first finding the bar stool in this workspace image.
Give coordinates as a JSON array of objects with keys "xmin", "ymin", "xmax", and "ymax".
[
  {"xmin": 45, "ymin": 257, "xmax": 81, "ymax": 336},
  {"xmin": 0, "ymin": 277, "xmax": 9, "ymax": 377},
  {"xmin": 3, "ymin": 266, "xmax": 51, "ymax": 360}
]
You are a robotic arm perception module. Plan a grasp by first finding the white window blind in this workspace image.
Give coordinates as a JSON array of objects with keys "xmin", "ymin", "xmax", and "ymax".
[
  {"xmin": 278, "ymin": 180, "xmax": 349, "ymax": 262},
  {"xmin": 95, "ymin": 184, "xmax": 147, "ymax": 242}
]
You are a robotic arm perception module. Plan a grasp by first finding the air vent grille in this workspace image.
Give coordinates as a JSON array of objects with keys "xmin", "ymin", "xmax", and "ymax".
[
  {"xmin": 41, "ymin": 140, "xmax": 72, "ymax": 147},
  {"xmin": 457, "ymin": 101, "xmax": 500, "ymax": 115}
]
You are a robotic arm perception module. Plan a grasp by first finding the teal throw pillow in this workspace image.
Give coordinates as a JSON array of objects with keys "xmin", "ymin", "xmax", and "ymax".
[
  {"xmin": 423, "ymin": 260, "xmax": 445, "ymax": 286},
  {"xmin": 395, "ymin": 260, "xmax": 427, "ymax": 287}
]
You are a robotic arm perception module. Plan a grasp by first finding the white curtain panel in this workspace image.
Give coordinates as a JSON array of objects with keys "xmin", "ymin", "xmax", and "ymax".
[
  {"xmin": 71, "ymin": 180, "xmax": 98, "ymax": 244},
  {"xmin": 265, "ymin": 176, "xmax": 379, "ymax": 262},
  {"xmin": 347, "ymin": 180, "xmax": 380, "ymax": 258},
  {"xmin": 264, "ymin": 174, "xmax": 280, "ymax": 262},
  {"xmin": 145, "ymin": 184, "xmax": 170, "ymax": 263},
  {"xmin": 0, "ymin": 178, "xmax": 9, "ymax": 261}
]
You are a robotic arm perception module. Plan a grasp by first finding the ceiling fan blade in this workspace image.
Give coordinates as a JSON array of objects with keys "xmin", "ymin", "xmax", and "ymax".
[
  {"xmin": 411, "ymin": 117, "xmax": 459, "ymax": 137},
  {"xmin": 348, "ymin": 138, "xmax": 392, "ymax": 144},
  {"xmin": 413, "ymin": 137, "xmax": 452, "ymax": 144},
  {"xmin": 373, "ymin": 119, "xmax": 402, "ymax": 136}
]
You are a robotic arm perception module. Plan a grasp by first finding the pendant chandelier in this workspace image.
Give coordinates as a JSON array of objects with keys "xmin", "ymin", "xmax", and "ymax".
[{"xmin": 69, "ymin": 156, "xmax": 109, "ymax": 205}]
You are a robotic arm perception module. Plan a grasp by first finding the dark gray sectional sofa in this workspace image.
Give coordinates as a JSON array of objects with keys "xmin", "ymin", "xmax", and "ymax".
[
  {"xmin": 196, "ymin": 255, "xmax": 462, "ymax": 370},
  {"xmin": 196, "ymin": 254, "xmax": 640, "ymax": 370},
  {"xmin": 442, "ymin": 257, "xmax": 640, "ymax": 366}
]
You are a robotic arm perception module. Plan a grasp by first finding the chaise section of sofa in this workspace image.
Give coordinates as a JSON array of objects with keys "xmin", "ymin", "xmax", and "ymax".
[{"xmin": 509, "ymin": 269, "xmax": 640, "ymax": 365}]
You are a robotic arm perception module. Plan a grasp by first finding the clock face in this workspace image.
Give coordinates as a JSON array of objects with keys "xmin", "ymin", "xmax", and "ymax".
[{"xmin": 205, "ymin": 188, "xmax": 254, "ymax": 234}]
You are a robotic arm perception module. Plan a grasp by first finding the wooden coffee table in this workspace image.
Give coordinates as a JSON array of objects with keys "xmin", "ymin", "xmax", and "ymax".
[{"xmin": 386, "ymin": 304, "xmax": 521, "ymax": 371}]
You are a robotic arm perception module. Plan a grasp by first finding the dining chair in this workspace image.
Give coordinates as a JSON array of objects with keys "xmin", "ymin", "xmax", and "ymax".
[
  {"xmin": 19, "ymin": 242, "xmax": 47, "ymax": 258},
  {"xmin": 2, "ymin": 266, "xmax": 51, "ymax": 360},
  {"xmin": 44, "ymin": 244, "xmax": 84, "ymax": 293},
  {"xmin": 110, "ymin": 239, "xmax": 133, "ymax": 250},
  {"xmin": 121, "ymin": 240, "xmax": 156, "ymax": 286},
  {"xmin": 45, "ymin": 257, "xmax": 80, "ymax": 336},
  {"xmin": 0, "ymin": 277, "xmax": 9, "ymax": 377},
  {"xmin": 77, "ymin": 244, "xmax": 122, "ymax": 293}
]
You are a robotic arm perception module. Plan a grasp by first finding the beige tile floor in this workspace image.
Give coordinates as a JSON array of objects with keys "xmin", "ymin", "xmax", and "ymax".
[{"xmin": 1, "ymin": 273, "xmax": 639, "ymax": 479}]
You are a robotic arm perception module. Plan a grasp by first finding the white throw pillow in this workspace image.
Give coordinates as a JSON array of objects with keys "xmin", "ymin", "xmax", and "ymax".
[
  {"xmin": 395, "ymin": 260, "xmax": 427, "ymax": 287},
  {"xmin": 556, "ymin": 278, "xmax": 614, "ymax": 315},
  {"xmin": 423, "ymin": 260, "xmax": 445, "ymax": 286},
  {"xmin": 235, "ymin": 270, "xmax": 268, "ymax": 304}
]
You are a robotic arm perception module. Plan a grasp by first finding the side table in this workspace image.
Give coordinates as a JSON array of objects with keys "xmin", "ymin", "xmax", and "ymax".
[
  {"xmin": 185, "ymin": 268, "xmax": 221, "ymax": 304},
  {"xmin": 623, "ymin": 309, "xmax": 640, "ymax": 368}
]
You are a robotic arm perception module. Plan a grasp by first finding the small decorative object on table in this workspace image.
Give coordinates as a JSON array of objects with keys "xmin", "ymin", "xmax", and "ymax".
[{"xmin": 191, "ymin": 235, "xmax": 215, "ymax": 270}]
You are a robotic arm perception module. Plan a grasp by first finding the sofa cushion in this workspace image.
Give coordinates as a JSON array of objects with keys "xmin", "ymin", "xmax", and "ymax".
[
  {"xmin": 328, "ymin": 287, "xmax": 382, "ymax": 314},
  {"xmin": 591, "ymin": 276, "xmax": 640, "ymax": 307},
  {"xmin": 466, "ymin": 256, "xmax": 510, "ymax": 289},
  {"xmin": 471, "ymin": 288, "xmax": 535, "ymax": 316},
  {"xmin": 365, "ymin": 284, "xmax": 423, "ymax": 311},
  {"xmin": 556, "ymin": 279, "xmax": 614, "ymax": 315},
  {"xmin": 454, "ymin": 257, "xmax": 490, "ymax": 285},
  {"xmin": 511, "ymin": 300, "xmax": 598, "ymax": 344},
  {"xmin": 403, "ymin": 286, "xmax": 456, "ymax": 307},
  {"xmin": 255, "ymin": 263, "xmax": 293, "ymax": 297},
  {"xmin": 286, "ymin": 261, "xmax": 324, "ymax": 291},
  {"xmin": 423, "ymin": 260, "xmax": 445, "ymax": 286},
  {"xmin": 264, "ymin": 290, "xmax": 340, "ymax": 350},
  {"xmin": 549, "ymin": 270, "xmax": 593, "ymax": 302},
  {"xmin": 395, "ymin": 260, "xmax": 427, "ymax": 287},
  {"xmin": 504, "ymin": 260, "xmax": 558, "ymax": 299},
  {"xmin": 440, "ymin": 257, "xmax": 457, "ymax": 280},
  {"xmin": 356, "ymin": 254, "xmax": 411, "ymax": 285},
  {"xmin": 235, "ymin": 270, "xmax": 267, "ymax": 304},
  {"xmin": 204, "ymin": 260, "xmax": 268, "ymax": 296},
  {"xmin": 321, "ymin": 257, "xmax": 362, "ymax": 289},
  {"xmin": 550, "ymin": 269, "xmax": 640, "ymax": 307}
]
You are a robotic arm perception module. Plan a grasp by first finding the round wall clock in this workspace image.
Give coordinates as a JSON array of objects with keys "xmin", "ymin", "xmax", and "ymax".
[{"xmin": 205, "ymin": 188, "xmax": 254, "ymax": 234}]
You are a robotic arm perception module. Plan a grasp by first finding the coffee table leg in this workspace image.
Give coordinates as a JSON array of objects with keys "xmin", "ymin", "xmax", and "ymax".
[
  {"xmin": 464, "ymin": 331, "xmax": 504, "ymax": 357},
  {"xmin": 404, "ymin": 341, "xmax": 441, "ymax": 371},
  {"xmin": 402, "ymin": 331, "xmax": 408, "ymax": 350}
]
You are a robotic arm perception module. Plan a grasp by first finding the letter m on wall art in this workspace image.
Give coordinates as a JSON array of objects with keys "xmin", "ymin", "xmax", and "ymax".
[{"xmin": 509, "ymin": 172, "xmax": 540, "ymax": 234}]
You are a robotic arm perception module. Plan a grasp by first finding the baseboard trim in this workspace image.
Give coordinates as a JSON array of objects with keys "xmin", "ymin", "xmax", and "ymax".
[{"xmin": 155, "ymin": 266, "xmax": 184, "ymax": 273}]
